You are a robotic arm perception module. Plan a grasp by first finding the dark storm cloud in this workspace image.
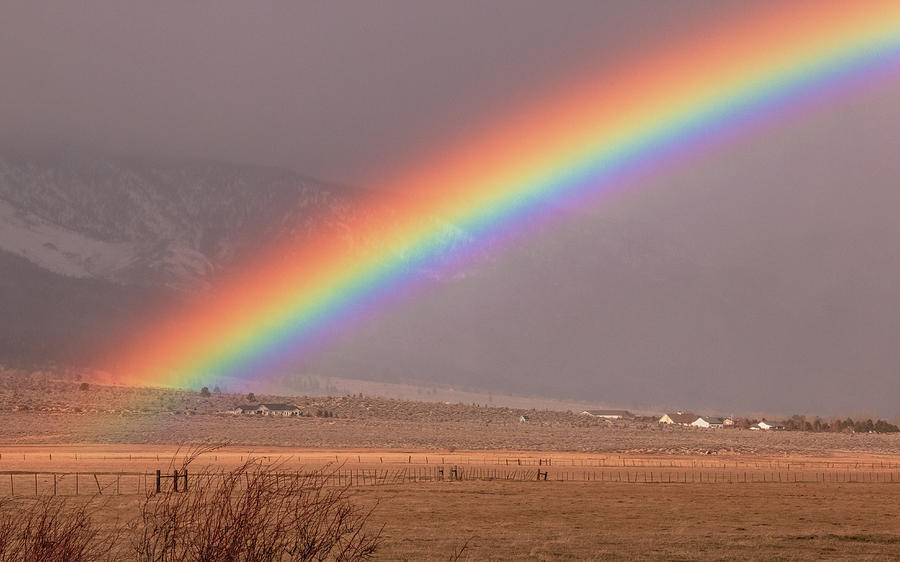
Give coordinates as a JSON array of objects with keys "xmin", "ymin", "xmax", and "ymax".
[
  {"xmin": 2, "ymin": 1, "xmax": 899, "ymax": 416},
  {"xmin": 1, "ymin": 0, "xmax": 746, "ymax": 184}
]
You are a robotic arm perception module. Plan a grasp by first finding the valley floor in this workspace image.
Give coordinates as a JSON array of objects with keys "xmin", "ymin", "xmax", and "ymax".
[
  {"xmin": 2, "ymin": 411, "xmax": 900, "ymax": 456},
  {"xmin": 1, "ymin": 444, "xmax": 899, "ymax": 560}
]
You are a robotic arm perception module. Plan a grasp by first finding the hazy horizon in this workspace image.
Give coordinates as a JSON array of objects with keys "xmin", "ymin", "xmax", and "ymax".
[{"xmin": 1, "ymin": 2, "xmax": 899, "ymax": 417}]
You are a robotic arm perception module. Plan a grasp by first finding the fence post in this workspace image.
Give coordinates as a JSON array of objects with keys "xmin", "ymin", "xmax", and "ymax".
[
  {"xmin": 173, "ymin": 470, "xmax": 179, "ymax": 492},
  {"xmin": 34, "ymin": 473, "xmax": 38, "ymax": 496},
  {"xmin": 54, "ymin": 473, "xmax": 57, "ymax": 496},
  {"xmin": 183, "ymin": 470, "xmax": 188, "ymax": 492},
  {"xmin": 156, "ymin": 470, "xmax": 161, "ymax": 493}
]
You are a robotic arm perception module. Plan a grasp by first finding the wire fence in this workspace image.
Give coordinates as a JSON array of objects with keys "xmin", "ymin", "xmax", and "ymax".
[
  {"xmin": 3, "ymin": 451, "xmax": 899, "ymax": 471},
  {"xmin": 1, "ymin": 466, "xmax": 899, "ymax": 497}
]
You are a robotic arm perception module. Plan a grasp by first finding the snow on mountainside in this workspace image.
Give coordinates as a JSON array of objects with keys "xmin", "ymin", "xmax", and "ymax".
[
  {"xmin": 0, "ymin": 149, "xmax": 470, "ymax": 369},
  {"xmin": 0, "ymin": 198, "xmax": 137, "ymax": 279},
  {"xmin": 0, "ymin": 151, "xmax": 361, "ymax": 291},
  {"xmin": 0, "ymin": 150, "xmax": 469, "ymax": 292}
]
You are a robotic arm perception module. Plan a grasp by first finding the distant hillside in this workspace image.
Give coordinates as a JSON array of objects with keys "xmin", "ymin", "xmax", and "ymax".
[
  {"xmin": 0, "ymin": 149, "xmax": 466, "ymax": 370},
  {"xmin": 0, "ymin": 149, "xmax": 369, "ymax": 291}
]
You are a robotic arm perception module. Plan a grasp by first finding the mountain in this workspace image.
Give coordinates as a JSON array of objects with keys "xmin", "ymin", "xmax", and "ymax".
[
  {"xmin": 2, "ymin": 135, "xmax": 900, "ymax": 417},
  {"xmin": 0, "ymin": 149, "xmax": 372, "ymax": 292},
  {"xmin": 0, "ymin": 149, "xmax": 464, "ymax": 369}
]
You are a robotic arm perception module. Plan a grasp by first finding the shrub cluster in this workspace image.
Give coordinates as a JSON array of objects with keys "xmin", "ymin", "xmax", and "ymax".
[{"xmin": 0, "ymin": 449, "xmax": 382, "ymax": 561}]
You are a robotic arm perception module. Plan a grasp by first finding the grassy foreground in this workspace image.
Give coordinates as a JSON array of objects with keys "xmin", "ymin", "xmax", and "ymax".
[{"xmin": 32, "ymin": 479, "xmax": 896, "ymax": 561}]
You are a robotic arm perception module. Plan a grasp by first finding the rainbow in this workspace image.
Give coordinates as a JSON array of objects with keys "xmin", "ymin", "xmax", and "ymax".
[{"xmin": 110, "ymin": 0, "xmax": 900, "ymax": 389}]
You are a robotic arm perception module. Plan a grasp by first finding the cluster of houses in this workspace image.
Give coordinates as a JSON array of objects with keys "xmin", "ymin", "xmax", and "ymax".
[
  {"xmin": 231, "ymin": 403, "xmax": 301, "ymax": 417},
  {"xmin": 578, "ymin": 409, "xmax": 786, "ymax": 430},
  {"xmin": 658, "ymin": 411, "xmax": 785, "ymax": 430}
]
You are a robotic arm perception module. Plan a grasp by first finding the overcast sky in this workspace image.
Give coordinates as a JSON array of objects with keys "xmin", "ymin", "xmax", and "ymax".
[
  {"xmin": 2, "ymin": 0, "xmax": 754, "ymax": 185},
  {"xmin": 2, "ymin": 2, "xmax": 899, "ymax": 415}
]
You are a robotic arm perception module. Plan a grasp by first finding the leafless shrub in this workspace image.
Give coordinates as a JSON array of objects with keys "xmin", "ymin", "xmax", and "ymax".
[
  {"xmin": 130, "ymin": 456, "xmax": 382, "ymax": 561},
  {"xmin": 447, "ymin": 536, "xmax": 473, "ymax": 561},
  {"xmin": 0, "ymin": 495, "xmax": 115, "ymax": 562}
]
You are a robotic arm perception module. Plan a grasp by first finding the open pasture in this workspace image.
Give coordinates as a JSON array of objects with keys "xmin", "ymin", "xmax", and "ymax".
[
  {"xmin": 3, "ymin": 445, "xmax": 900, "ymax": 495},
  {"xmin": 1, "ymin": 445, "xmax": 899, "ymax": 559}
]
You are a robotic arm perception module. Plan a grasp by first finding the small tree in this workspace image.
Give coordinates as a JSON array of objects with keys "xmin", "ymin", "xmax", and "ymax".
[
  {"xmin": 79, "ymin": 382, "xmax": 90, "ymax": 391},
  {"xmin": 212, "ymin": 386, "xmax": 221, "ymax": 394},
  {"xmin": 247, "ymin": 392, "xmax": 256, "ymax": 402},
  {"xmin": 200, "ymin": 387, "xmax": 211, "ymax": 398}
]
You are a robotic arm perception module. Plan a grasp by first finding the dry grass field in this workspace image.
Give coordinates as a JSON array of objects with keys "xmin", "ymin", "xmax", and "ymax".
[
  {"xmin": 359, "ymin": 481, "xmax": 900, "ymax": 560},
  {"xmin": 2, "ymin": 374, "xmax": 900, "ymax": 559},
  {"xmin": 1, "ymin": 445, "xmax": 900, "ymax": 560}
]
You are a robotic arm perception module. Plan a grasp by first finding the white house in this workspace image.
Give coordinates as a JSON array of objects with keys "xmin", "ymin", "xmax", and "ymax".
[
  {"xmin": 257, "ymin": 403, "xmax": 301, "ymax": 417},
  {"xmin": 691, "ymin": 416, "xmax": 724, "ymax": 429},
  {"xmin": 659, "ymin": 412, "xmax": 698, "ymax": 426},
  {"xmin": 757, "ymin": 420, "xmax": 786, "ymax": 431},
  {"xmin": 580, "ymin": 410, "xmax": 635, "ymax": 420},
  {"xmin": 231, "ymin": 404, "xmax": 260, "ymax": 415}
]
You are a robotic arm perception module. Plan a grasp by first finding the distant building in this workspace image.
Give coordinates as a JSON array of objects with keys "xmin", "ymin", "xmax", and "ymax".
[
  {"xmin": 519, "ymin": 415, "xmax": 531, "ymax": 423},
  {"xmin": 722, "ymin": 417, "xmax": 736, "ymax": 427},
  {"xmin": 258, "ymin": 403, "xmax": 301, "ymax": 416},
  {"xmin": 231, "ymin": 404, "xmax": 260, "ymax": 415},
  {"xmin": 691, "ymin": 416, "xmax": 724, "ymax": 429},
  {"xmin": 580, "ymin": 410, "xmax": 635, "ymax": 420},
  {"xmin": 659, "ymin": 412, "xmax": 698, "ymax": 426},
  {"xmin": 757, "ymin": 420, "xmax": 786, "ymax": 431}
]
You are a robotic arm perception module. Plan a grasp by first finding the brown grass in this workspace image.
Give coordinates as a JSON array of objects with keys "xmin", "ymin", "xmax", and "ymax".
[
  {"xmin": 356, "ymin": 481, "xmax": 900, "ymax": 560},
  {"xmin": 0, "ymin": 495, "xmax": 116, "ymax": 561},
  {"xmin": 0, "ymin": 450, "xmax": 383, "ymax": 561},
  {"xmin": 58, "ymin": 478, "xmax": 900, "ymax": 561},
  {"xmin": 129, "ymin": 450, "xmax": 381, "ymax": 561}
]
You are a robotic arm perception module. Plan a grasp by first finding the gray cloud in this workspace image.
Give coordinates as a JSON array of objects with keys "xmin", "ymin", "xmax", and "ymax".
[{"xmin": 2, "ymin": 0, "xmax": 747, "ymax": 184}]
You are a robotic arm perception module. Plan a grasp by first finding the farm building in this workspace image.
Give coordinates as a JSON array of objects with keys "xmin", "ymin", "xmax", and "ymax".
[
  {"xmin": 756, "ymin": 420, "xmax": 786, "ymax": 431},
  {"xmin": 691, "ymin": 416, "xmax": 724, "ymax": 429},
  {"xmin": 659, "ymin": 412, "xmax": 698, "ymax": 426},
  {"xmin": 231, "ymin": 405, "xmax": 260, "ymax": 415},
  {"xmin": 580, "ymin": 410, "xmax": 635, "ymax": 420},
  {"xmin": 258, "ymin": 403, "xmax": 301, "ymax": 417}
]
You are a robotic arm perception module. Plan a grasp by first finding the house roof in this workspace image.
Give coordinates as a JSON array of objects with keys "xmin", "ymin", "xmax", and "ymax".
[
  {"xmin": 696, "ymin": 416, "xmax": 724, "ymax": 424},
  {"xmin": 260, "ymin": 403, "xmax": 299, "ymax": 410},
  {"xmin": 233, "ymin": 404, "xmax": 259, "ymax": 411},
  {"xmin": 759, "ymin": 420, "xmax": 785, "ymax": 427},
  {"xmin": 662, "ymin": 412, "xmax": 698, "ymax": 424},
  {"xmin": 582, "ymin": 410, "xmax": 634, "ymax": 417}
]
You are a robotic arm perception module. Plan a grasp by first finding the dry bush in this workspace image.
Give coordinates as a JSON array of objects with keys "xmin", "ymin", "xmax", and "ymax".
[
  {"xmin": 0, "ymin": 495, "xmax": 114, "ymax": 562},
  {"xmin": 131, "ymin": 453, "xmax": 382, "ymax": 561}
]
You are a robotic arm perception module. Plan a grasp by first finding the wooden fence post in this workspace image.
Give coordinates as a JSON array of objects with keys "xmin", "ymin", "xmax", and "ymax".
[{"xmin": 156, "ymin": 470, "xmax": 161, "ymax": 493}]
